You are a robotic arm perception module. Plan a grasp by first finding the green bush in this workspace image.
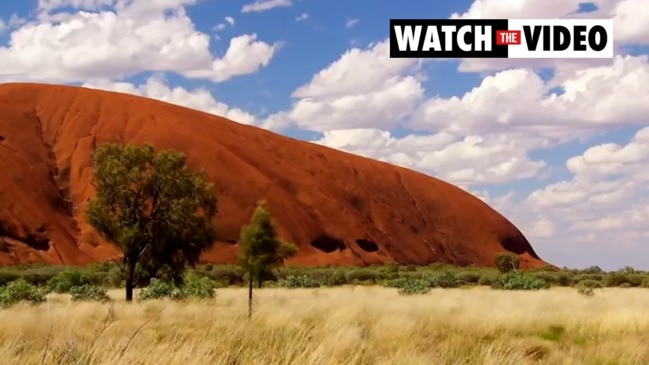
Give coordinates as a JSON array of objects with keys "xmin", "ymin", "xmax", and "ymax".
[
  {"xmin": 20, "ymin": 267, "xmax": 64, "ymax": 286},
  {"xmin": 642, "ymin": 277, "xmax": 649, "ymax": 288},
  {"xmin": 477, "ymin": 273, "xmax": 498, "ymax": 286},
  {"xmin": 46, "ymin": 270, "xmax": 94, "ymax": 293},
  {"xmin": 0, "ymin": 279, "xmax": 46, "ymax": 307},
  {"xmin": 456, "ymin": 271, "xmax": 482, "ymax": 284},
  {"xmin": 206, "ymin": 266, "xmax": 245, "ymax": 285},
  {"xmin": 495, "ymin": 252, "xmax": 520, "ymax": 273},
  {"xmin": 307, "ymin": 270, "xmax": 347, "ymax": 286},
  {"xmin": 576, "ymin": 286, "xmax": 595, "ymax": 296},
  {"xmin": 426, "ymin": 270, "xmax": 462, "ymax": 288},
  {"xmin": 581, "ymin": 266, "xmax": 604, "ymax": 274},
  {"xmin": 491, "ymin": 272, "xmax": 549, "ymax": 290},
  {"xmin": 345, "ymin": 269, "xmax": 382, "ymax": 283},
  {"xmin": 70, "ymin": 284, "xmax": 111, "ymax": 302},
  {"xmin": 575, "ymin": 280, "xmax": 600, "ymax": 297},
  {"xmin": 576, "ymin": 279, "xmax": 602, "ymax": 289},
  {"xmin": 279, "ymin": 275, "xmax": 321, "ymax": 288},
  {"xmin": 0, "ymin": 270, "xmax": 20, "ymax": 286},
  {"xmin": 182, "ymin": 275, "xmax": 216, "ymax": 299},
  {"xmin": 603, "ymin": 273, "xmax": 642, "ymax": 287},
  {"xmin": 383, "ymin": 277, "xmax": 410, "ymax": 288},
  {"xmin": 138, "ymin": 279, "xmax": 184, "ymax": 300},
  {"xmin": 139, "ymin": 276, "xmax": 216, "ymax": 300},
  {"xmin": 398, "ymin": 279, "xmax": 431, "ymax": 295},
  {"xmin": 573, "ymin": 274, "xmax": 603, "ymax": 284}
]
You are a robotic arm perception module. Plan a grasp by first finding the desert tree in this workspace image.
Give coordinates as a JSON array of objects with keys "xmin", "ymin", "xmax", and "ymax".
[
  {"xmin": 86, "ymin": 143, "xmax": 218, "ymax": 301},
  {"xmin": 495, "ymin": 252, "xmax": 520, "ymax": 273},
  {"xmin": 238, "ymin": 200, "xmax": 297, "ymax": 318}
]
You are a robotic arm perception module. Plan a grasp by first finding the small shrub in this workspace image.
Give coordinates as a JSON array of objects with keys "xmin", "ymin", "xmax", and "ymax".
[
  {"xmin": 280, "ymin": 275, "xmax": 321, "ymax": 288},
  {"xmin": 456, "ymin": 271, "xmax": 482, "ymax": 284},
  {"xmin": 603, "ymin": 273, "xmax": 637, "ymax": 287},
  {"xmin": 495, "ymin": 252, "xmax": 520, "ymax": 273},
  {"xmin": 581, "ymin": 266, "xmax": 604, "ymax": 274},
  {"xmin": 310, "ymin": 270, "xmax": 347, "ymax": 286},
  {"xmin": 642, "ymin": 277, "xmax": 649, "ymax": 288},
  {"xmin": 576, "ymin": 279, "xmax": 602, "ymax": 289},
  {"xmin": 577, "ymin": 286, "xmax": 595, "ymax": 296},
  {"xmin": 0, "ymin": 270, "xmax": 20, "ymax": 286},
  {"xmin": 398, "ymin": 279, "xmax": 431, "ymax": 295},
  {"xmin": 575, "ymin": 280, "xmax": 598, "ymax": 296},
  {"xmin": 426, "ymin": 270, "xmax": 462, "ymax": 288},
  {"xmin": 70, "ymin": 284, "xmax": 111, "ymax": 302},
  {"xmin": 345, "ymin": 269, "xmax": 382, "ymax": 283},
  {"xmin": 208, "ymin": 266, "xmax": 245, "ymax": 285},
  {"xmin": 532, "ymin": 272, "xmax": 559, "ymax": 286},
  {"xmin": 183, "ymin": 275, "xmax": 216, "ymax": 299},
  {"xmin": 491, "ymin": 272, "xmax": 549, "ymax": 290},
  {"xmin": 574, "ymin": 274, "xmax": 603, "ymax": 284},
  {"xmin": 104, "ymin": 267, "xmax": 125, "ymax": 287},
  {"xmin": 383, "ymin": 277, "xmax": 410, "ymax": 288},
  {"xmin": 46, "ymin": 270, "xmax": 94, "ymax": 293},
  {"xmin": 138, "ymin": 279, "xmax": 185, "ymax": 301},
  {"xmin": 477, "ymin": 273, "xmax": 498, "ymax": 286},
  {"xmin": 0, "ymin": 279, "xmax": 46, "ymax": 307}
]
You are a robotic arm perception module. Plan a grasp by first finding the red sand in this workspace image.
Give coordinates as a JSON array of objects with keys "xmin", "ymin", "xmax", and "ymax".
[{"xmin": 0, "ymin": 83, "xmax": 548, "ymax": 268}]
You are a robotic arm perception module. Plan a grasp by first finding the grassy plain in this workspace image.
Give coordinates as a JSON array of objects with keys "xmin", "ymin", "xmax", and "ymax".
[{"xmin": 0, "ymin": 286, "xmax": 647, "ymax": 365}]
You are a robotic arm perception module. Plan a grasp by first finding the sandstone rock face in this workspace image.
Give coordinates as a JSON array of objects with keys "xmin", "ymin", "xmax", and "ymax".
[{"xmin": 0, "ymin": 83, "xmax": 547, "ymax": 268}]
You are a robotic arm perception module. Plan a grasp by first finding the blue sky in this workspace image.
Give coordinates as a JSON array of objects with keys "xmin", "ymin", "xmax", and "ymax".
[{"xmin": 1, "ymin": 0, "xmax": 648, "ymax": 270}]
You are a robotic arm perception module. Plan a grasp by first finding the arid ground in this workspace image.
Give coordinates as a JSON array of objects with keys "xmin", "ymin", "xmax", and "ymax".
[{"xmin": 1, "ymin": 286, "xmax": 647, "ymax": 365}]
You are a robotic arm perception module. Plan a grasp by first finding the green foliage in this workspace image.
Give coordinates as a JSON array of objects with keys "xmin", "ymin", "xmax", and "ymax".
[
  {"xmin": 477, "ymin": 273, "xmax": 498, "ymax": 286},
  {"xmin": 383, "ymin": 277, "xmax": 432, "ymax": 295},
  {"xmin": 345, "ymin": 269, "xmax": 382, "ymax": 284},
  {"xmin": 456, "ymin": 271, "xmax": 482, "ymax": 284},
  {"xmin": 0, "ymin": 279, "xmax": 46, "ymax": 307},
  {"xmin": 238, "ymin": 201, "xmax": 297, "ymax": 284},
  {"xmin": 398, "ymin": 279, "xmax": 432, "ymax": 295},
  {"xmin": 200, "ymin": 265, "xmax": 245, "ymax": 285},
  {"xmin": 70, "ymin": 284, "xmax": 111, "ymax": 302},
  {"xmin": 279, "ymin": 275, "xmax": 321, "ymax": 288},
  {"xmin": 138, "ymin": 279, "xmax": 185, "ymax": 300},
  {"xmin": 574, "ymin": 273, "xmax": 603, "ymax": 284},
  {"xmin": 138, "ymin": 275, "xmax": 216, "ymax": 301},
  {"xmin": 602, "ymin": 273, "xmax": 643, "ymax": 287},
  {"xmin": 642, "ymin": 277, "xmax": 649, "ymax": 288},
  {"xmin": 86, "ymin": 143, "xmax": 218, "ymax": 300},
  {"xmin": 575, "ymin": 280, "xmax": 600, "ymax": 296},
  {"xmin": 491, "ymin": 272, "xmax": 549, "ymax": 290},
  {"xmin": 495, "ymin": 252, "xmax": 520, "ymax": 273},
  {"xmin": 304, "ymin": 269, "xmax": 347, "ymax": 286},
  {"xmin": 577, "ymin": 286, "xmax": 595, "ymax": 296},
  {"xmin": 182, "ymin": 274, "xmax": 216, "ymax": 299},
  {"xmin": 0, "ymin": 270, "xmax": 20, "ymax": 286},
  {"xmin": 46, "ymin": 269, "xmax": 94, "ymax": 293},
  {"xmin": 426, "ymin": 270, "xmax": 463, "ymax": 288},
  {"xmin": 581, "ymin": 266, "xmax": 604, "ymax": 274},
  {"xmin": 576, "ymin": 279, "xmax": 603, "ymax": 288}
]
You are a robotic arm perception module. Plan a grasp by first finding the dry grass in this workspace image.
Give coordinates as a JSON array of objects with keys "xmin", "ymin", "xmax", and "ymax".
[{"xmin": 0, "ymin": 286, "xmax": 648, "ymax": 364}]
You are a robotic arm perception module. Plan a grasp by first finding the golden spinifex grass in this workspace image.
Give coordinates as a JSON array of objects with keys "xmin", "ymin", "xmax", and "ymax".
[{"xmin": 0, "ymin": 286, "xmax": 648, "ymax": 365}]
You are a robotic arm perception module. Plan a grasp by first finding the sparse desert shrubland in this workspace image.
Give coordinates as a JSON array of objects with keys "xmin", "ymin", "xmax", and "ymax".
[
  {"xmin": 0, "ymin": 285, "xmax": 648, "ymax": 365},
  {"xmin": 1, "ymin": 263, "xmax": 649, "ymax": 364}
]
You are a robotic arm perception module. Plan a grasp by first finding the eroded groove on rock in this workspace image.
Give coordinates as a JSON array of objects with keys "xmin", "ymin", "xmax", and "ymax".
[
  {"xmin": 356, "ymin": 239, "xmax": 379, "ymax": 252},
  {"xmin": 310, "ymin": 234, "xmax": 346, "ymax": 253}
]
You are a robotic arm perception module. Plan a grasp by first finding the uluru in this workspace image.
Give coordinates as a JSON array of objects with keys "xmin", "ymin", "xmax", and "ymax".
[{"xmin": 0, "ymin": 83, "xmax": 547, "ymax": 268}]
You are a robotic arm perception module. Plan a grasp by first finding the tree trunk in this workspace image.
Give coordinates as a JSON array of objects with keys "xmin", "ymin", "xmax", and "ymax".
[
  {"xmin": 125, "ymin": 263, "xmax": 135, "ymax": 302},
  {"xmin": 248, "ymin": 270, "xmax": 253, "ymax": 319}
]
